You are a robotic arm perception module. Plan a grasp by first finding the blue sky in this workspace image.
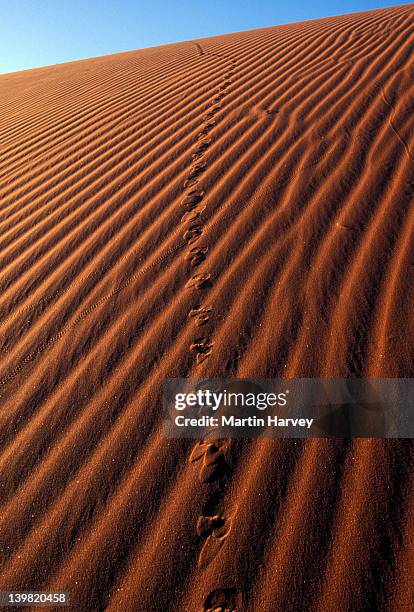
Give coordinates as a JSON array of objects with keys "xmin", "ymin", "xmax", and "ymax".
[{"xmin": 0, "ymin": 1, "xmax": 412, "ymax": 74}]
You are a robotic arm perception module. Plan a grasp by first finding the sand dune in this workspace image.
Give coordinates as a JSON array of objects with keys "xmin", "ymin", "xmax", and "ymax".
[{"xmin": 0, "ymin": 4, "xmax": 414, "ymax": 611}]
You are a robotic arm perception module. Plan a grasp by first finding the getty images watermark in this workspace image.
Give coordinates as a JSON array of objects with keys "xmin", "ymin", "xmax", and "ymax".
[{"xmin": 163, "ymin": 379, "xmax": 414, "ymax": 438}]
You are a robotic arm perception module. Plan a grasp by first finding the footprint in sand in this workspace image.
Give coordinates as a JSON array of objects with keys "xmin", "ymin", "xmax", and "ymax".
[
  {"xmin": 186, "ymin": 273, "xmax": 212, "ymax": 289},
  {"xmin": 200, "ymin": 119, "xmax": 216, "ymax": 131},
  {"xmin": 190, "ymin": 337, "xmax": 213, "ymax": 365},
  {"xmin": 192, "ymin": 445, "xmax": 233, "ymax": 569},
  {"xmin": 203, "ymin": 587, "xmax": 242, "ymax": 612},
  {"xmin": 187, "ymin": 162, "xmax": 206, "ymax": 181},
  {"xmin": 197, "ymin": 514, "xmax": 231, "ymax": 539},
  {"xmin": 199, "ymin": 440, "xmax": 232, "ymax": 481},
  {"xmin": 184, "ymin": 226, "xmax": 203, "ymax": 244},
  {"xmin": 195, "ymin": 139, "xmax": 211, "ymax": 153},
  {"xmin": 181, "ymin": 191, "xmax": 204, "ymax": 209},
  {"xmin": 186, "ymin": 246, "xmax": 208, "ymax": 267},
  {"xmin": 181, "ymin": 207, "xmax": 205, "ymax": 223},
  {"xmin": 189, "ymin": 438, "xmax": 230, "ymax": 464},
  {"xmin": 190, "ymin": 438, "xmax": 232, "ymax": 482},
  {"xmin": 188, "ymin": 305, "xmax": 211, "ymax": 326}
]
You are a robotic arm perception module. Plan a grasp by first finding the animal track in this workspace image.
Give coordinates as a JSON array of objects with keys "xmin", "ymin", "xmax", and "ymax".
[
  {"xmin": 199, "ymin": 120, "xmax": 216, "ymax": 135},
  {"xmin": 213, "ymin": 93, "xmax": 225, "ymax": 103},
  {"xmin": 188, "ymin": 305, "xmax": 211, "ymax": 326},
  {"xmin": 196, "ymin": 513, "xmax": 231, "ymax": 539},
  {"xmin": 187, "ymin": 162, "xmax": 206, "ymax": 181},
  {"xmin": 203, "ymin": 587, "xmax": 242, "ymax": 612},
  {"xmin": 186, "ymin": 246, "xmax": 208, "ymax": 267},
  {"xmin": 181, "ymin": 207, "xmax": 205, "ymax": 224},
  {"xmin": 191, "ymin": 438, "xmax": 234, "ymax": 567},
  {"xmin": 189, "ymin": 438, "xmax": 232, "ymax": 482},
  {"xmin": 184, "ymin": 225, "xmax": 203, "ymax": 244},
  {"xmin": 190, "ymin": 337, "xmax": 213, "ymax": 365},
  {"xmin": 199, "ymin": 440, "xmax": 232, "ymax": 481},
  {"xmin": 189, "ymin": 436, "xmax": 234, "ymax": 571},
  {"xmin": 195, "ymin": 139, "xmax": 211, "ymax": 153},
  {"xmin": 186, "ymin": 273, "xmax": 212, "ymax": 289},
  {"xmin": 181, "ymin": 191, "xmax": 205, "ymax": 209},
  {"xmin": 183, "ymin": 46, "xmax": 239, "ymax": 598},
  {"xmin": 381, "ymin": 84, "xmax": 414, "ymax": 162},
  {"xmin": 183, "ymin": 55, "xmax": 237, "ymax": 367}
]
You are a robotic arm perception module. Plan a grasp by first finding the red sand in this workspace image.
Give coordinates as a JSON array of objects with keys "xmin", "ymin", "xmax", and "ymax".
[{"xmin": 0, "ymin": 4, "xmax": 413, "ymax": 611}]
